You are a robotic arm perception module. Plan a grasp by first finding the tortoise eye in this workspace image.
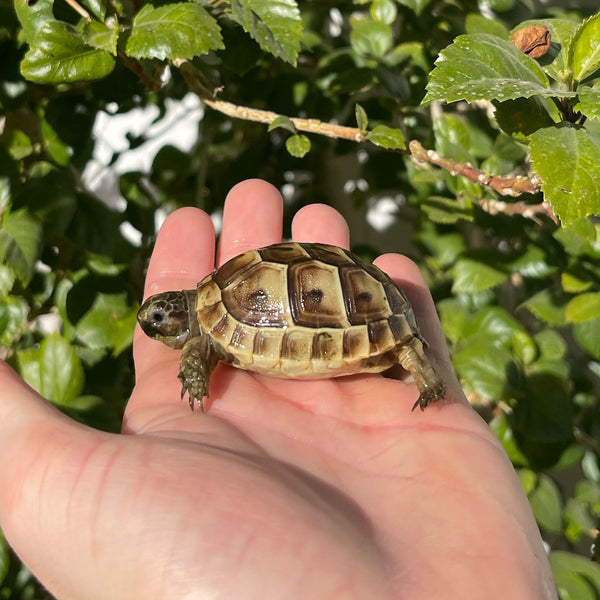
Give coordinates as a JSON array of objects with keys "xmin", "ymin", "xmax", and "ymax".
[{"xmin": 151, "ymin": 310, "xmax": 165, "ymax": 324}]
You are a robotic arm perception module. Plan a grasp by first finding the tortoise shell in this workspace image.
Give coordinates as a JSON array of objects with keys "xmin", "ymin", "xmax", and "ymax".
[
  {"xmin": 137, "ymin": 241, "xmax": 446, "ymax": 411},
  {"xmin": 195, "ymin": 242, "xmax": 422, "ymax": 378}
]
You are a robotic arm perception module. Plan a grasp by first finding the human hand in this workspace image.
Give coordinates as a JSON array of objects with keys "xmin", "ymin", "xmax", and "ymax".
[{"xmin": 0, "ymin": 179, "xmax": 556, "ymax": 599}]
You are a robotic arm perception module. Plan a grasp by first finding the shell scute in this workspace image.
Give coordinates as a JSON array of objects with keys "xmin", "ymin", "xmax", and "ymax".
[
  {"xmin": 259, "ymin": 243, "xmax": 310, "ymax": 263},
  {"xmin": 252, "ymin": 329, "xmax": 282, "ymax": 371},
  {"xmin": 340, "ymin": 266, "xmax": 391, "ymax": 325},
  {"xmin": 303, "ymin": 243, "xmax": 352, "ymax": 266},
  {"xmin": 223, "ymin": 262, "xmax": 289, "ymax": 328},
  {"xmin": 289, "ymin": 261, "xmax": 349, "ymax": 328},
  {"xmin": 367, "ymin": 320, "xmax": 396, "ymax": 354},
  {"xmin": 212, "ymin": 249, "xmax": 262, "ymax": 288}
]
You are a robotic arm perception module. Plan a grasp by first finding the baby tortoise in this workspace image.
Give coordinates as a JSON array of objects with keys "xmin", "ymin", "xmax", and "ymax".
[{"xmin": 138, "ymin": 242, "xmax": 446, "ymax": 411}]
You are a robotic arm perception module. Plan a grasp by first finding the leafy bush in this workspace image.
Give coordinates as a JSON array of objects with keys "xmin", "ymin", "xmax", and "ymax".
[{"xmin": 2, "ymin": 0, "xmax": 600, "ymax": 596}]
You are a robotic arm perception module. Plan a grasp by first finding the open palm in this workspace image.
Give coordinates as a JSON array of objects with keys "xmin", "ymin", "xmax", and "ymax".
[{"xmin": 0, "ymin": 179, "xmax": 556, "ymax": 599}]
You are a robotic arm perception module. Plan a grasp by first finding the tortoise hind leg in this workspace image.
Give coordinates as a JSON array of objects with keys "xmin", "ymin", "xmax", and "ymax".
[
  {"xmin": 396, "ymin": 337, "xmax": 446, "ymax": 411},
  {"xmin": 179, "ymin": 335, "xmax": 219, "ymax": 411}
]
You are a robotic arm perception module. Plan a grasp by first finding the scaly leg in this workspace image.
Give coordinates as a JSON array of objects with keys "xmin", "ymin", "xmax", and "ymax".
[
  {"xmin": 396, "ymin": 337, "xmax": 447, "ymax": 411},
  {"xmin": 178, "ymin": 335, "xmax": 219, "ymax": 411}
]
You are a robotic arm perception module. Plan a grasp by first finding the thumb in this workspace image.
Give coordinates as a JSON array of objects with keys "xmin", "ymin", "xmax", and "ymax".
[{"xmin": 0, "ymin": 361, "xmax": 116, "ymax": 597}]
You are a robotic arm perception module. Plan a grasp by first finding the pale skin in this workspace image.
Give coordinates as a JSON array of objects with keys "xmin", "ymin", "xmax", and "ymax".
[{"xmin": 0, "ymin": 179, "xmax": 556, "ymax": 599}]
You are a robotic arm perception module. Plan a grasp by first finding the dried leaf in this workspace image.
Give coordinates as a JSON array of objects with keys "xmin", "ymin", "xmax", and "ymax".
[{"xmin": 511, "ymin": 25, "xmax": 551, "ymax": 59}]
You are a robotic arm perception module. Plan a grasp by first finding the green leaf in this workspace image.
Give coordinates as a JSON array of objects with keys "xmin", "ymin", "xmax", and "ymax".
[
  {"xmin": 573, "ymin": 317, "xmax": 600, "ymax": 358},
  {"xmin": 561, "ymin": 270, "xmax": 593, "ymax": 293},
  {"xmin": 81, "ymin": 0, "xmax": 105, "ymax": 20},
  {"xmin": 512, "ymin": 330, "xmax": 537, "ymax": 365},
  {"xmin": 494, "ymin": 97, "xmax": 556, "ymax": 139},
  {"xmin": 454, "ymin": 342, "xmax": 512, "ymax": 399},
  {"xmin": 0, "ymin": 532, "xmax": 9, "ymax": 587},
  {"xmin": 228, "ymin": 0, "xmax": 302, "ymax": 65},
  {"xmin": 512, "ymin": 372, "xmax": 573, "ymax": 467},
  {"xmin": 521, "ymin": 288, "xmax": 567, "ymax": 326},
  {"xmin": 508, "ymin": 245, "xmax": 555, "ymax": 279},
  {"xmin": 421, "ymin": 196, "xmax": 473, "ymax": 224},
  {"xmin": 569, "ymin": 13, "xmax": 600, "ymax": 83},
  {"xmin": 534, "ymin": 329, "xmax": 567, "ymax": 361},
  {"xmin": 21, "ymin": 21, "xmax": 115, "ymax": 83},
  {"xmin": 350, "ymin": 17, "xmax": 393, "ymax": 58},
  {"xmin": 529, "ymin": 126, "xmax": 600, "ymax": 226},
  {"xmin": 437, "ymin": 298, "xmax": 469, "ymax": 344},
  {"xmin": 6, "ymin": 129, "xmax": 33, "ymax": 160},
  {"xmin": 268, "ymin": 115, "xmax": 297, "ymax": 134},
  {"xmin": 518, "ymin": 468, "xmax": 538, "ymax": 494},
  {"xmin": 465, "ymin": 14, "xmax": 509, "ymax": 38},
  {"xmin": 127, "ymin": 3, "xmax": 223, "ymax": 61},
  {"xmin": 285, "ymin": 134, "xmax": 311, "ymax": 157},
  {"xmin": 550, "ymin": 551, "xmax": 600, "ymax": 599},
  {"xmin": 566, "ymin": 292, "xmax": 600, "ymax": 322},
  {"xmin": 370, "ymin": 0, "xmax": 397, "ymax": 25},
  {"xmin": 527, "ymin": 473, "xmax": 563, "ymax": 532},
  {"xmin": 41, "ymin": 114, "xmax": 73, "ymax": 166},
  {"xmin": 576, "ymin": 87, "xmax": 600, "ymax": 120},
  {"xmin": 13, "ymin": 0, "xmax": 53, "ymax": 44},
  {"xmin": 554, "ymin": 217, "xmax": 600, "ymax": 257},
  {"xmin": 396, "ymin": 0, "xmax": 431, "ymax": 16},
  {"xmin": 366, "ymin": 125, "xmax": 405, "ymax": 150},
  {"xmin": 0, "ymin": 296, "xmax": 29, "ymax": 348},
  {"xmin": 76, "ymin": 293, "xmax": 138, "ymax": 355},
  {"xmin": 82, "ymin": 20, "xmax": 118, "ymax": 55},
  {"xmin": 355, "ymin": 104, "xmax": 368, "ymax": 133},
  {"xmin": 451, "ymin": 258, "xmax": 506, "ymax": 294},
  {"xmin": 0, "ymin": 208, "xmax": 41, "ymax": 285},
  {"xmin": 424, "ymin": 33, "xmax": 572, "ymax": 105},
  {"xmin": 490, "ymin": 414, "xmax": 528, "ymax": 464},
  {"xmin": 17, "ymin": 333, "xmax": 84, "ymax": 406},
  {"xmin": 462, "ymin": 306, "xmax": 524, "ymax": 345}
]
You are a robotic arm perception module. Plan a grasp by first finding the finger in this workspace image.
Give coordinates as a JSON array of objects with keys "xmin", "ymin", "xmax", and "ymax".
[
  {"xmin": 217, "ymin": 179, "xmax": 283, "ymax": 264},
  {"xmin": 134, "ymin": 207, "xmax": 215, "ymax": 377},
  {"xmin": 291, "ymin": 204, "xmax": 350, "ymax": 248},
  {"xmin": 142, "ymin": 207, "xmax": 216, "ymax": 299}
]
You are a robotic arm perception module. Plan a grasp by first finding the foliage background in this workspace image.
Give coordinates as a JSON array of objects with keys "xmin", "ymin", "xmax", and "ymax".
[{"xmin": 2, "ymin": 0, "xmax": 600, "ymax": 596}]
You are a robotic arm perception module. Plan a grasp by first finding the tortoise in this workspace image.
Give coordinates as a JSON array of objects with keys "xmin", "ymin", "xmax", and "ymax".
[{"xmin": 137, "ymin": 242, "xmax": 446, "ymax": 412}]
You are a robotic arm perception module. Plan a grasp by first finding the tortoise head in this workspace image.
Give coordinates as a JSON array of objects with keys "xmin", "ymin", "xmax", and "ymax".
[{"xmin": 137, "ymin": 291, "xmax": 194, "ymax": 349}]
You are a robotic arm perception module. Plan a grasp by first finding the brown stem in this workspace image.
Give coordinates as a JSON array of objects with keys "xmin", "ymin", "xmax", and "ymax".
[{"xmin": 408, "ymin": 140, "xmax": 542, "ymax": 197}]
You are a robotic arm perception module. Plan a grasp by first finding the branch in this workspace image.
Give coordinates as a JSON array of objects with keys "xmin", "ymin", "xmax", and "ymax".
[
  {"xmin": 476, "ymin": 198, "xmax": 558, "ymax": 225},
  {"xmin": 408, "ymin": 140, "xmax": 541, "ymax": 197},
  {"xmin": 202, "ymin": 98, "xmax": 365, "ymax": 142},
  {"xmin": 174, "ymin": 60, "xmax": 553, "ymax": 221}
]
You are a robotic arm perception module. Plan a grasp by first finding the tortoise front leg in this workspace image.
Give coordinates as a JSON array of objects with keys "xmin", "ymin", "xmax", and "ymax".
[
  {"xmin": 396, "ymin": 337, "xmax": 447, "ymax": 411},
  {"xmin": 178, "ymin": 334, "xmax": 219, "ymax": 411}
]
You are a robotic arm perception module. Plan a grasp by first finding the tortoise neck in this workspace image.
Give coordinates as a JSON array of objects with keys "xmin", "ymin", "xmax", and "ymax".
[{"xmin": 183, "ymin": 289, "xmax": 201, "ymax": 338}]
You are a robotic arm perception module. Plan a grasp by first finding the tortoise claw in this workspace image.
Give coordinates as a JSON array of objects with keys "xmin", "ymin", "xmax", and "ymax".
[
  {"xmin": 177, "ymin": 372, "xmax": 206, "ymax": 412},
  {"xmin": 411, "ymin": 383, "xmax": 447, "ymax": 412}
]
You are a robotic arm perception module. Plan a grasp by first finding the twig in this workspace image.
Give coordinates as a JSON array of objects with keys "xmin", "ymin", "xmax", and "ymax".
[
  {"xmin": 203, "ymin": 98, "xmax": 365, "ymax": 142},
  {"xmin": 477, "ymin": 198, "xmax": 558, "ymax": 224},
  {"xmin": 409, "ymin": 140, "xmax": 541, "ymax": 197}
]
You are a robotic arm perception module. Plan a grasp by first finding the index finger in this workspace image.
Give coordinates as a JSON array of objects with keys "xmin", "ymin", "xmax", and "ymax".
[{"xmin": 133, "ymin": 207, "xmax": 216, "ymax": 380}]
